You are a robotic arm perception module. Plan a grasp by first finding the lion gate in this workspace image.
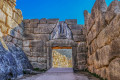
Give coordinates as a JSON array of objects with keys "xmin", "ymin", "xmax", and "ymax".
[{"xmin": 23, "ymin": 19, "xmax": 87, "ymax": 71}]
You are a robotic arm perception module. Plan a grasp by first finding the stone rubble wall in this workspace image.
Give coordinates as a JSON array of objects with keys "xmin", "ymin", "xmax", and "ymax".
[
  {"xmin": 0, "ymin": 0, "xmax": 32, "ymax": 80},
  {"xmin": 84, "ymin": 0, "xmax": 120, "ymax": 80},
  {"xmin": 23, "ymin": 19, "xmax": 87, "ymax": 70}
]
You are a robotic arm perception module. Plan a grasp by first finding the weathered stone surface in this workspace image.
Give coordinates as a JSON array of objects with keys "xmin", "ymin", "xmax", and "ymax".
[
  {"xmin": 23, "ymin": 19, "xmax": 30, "ymax": 23},
  {"xmin": 78, "ymin": 54, "xmax": 87, "ymax": 61},
  {"xmin": 68, "ymin": 25, "xmax": 83, "ymax": 30},
  {"xmin": 108, "ymin": 58, "xmax": 120, "ymax": 80},
  {"xmin": 31, "ymin": 62, "xmax": 47, "ymax": 69},
  {"xmin": 37, "ymin": 24, "xmax": 56, "ymax": 34},
  {"xmin": 0, "ymin": 9, "xmax": 6, "ymax": 23},
  {"xmin": 94, "ymin": 45, "xmax": 111, "ymax": 68},
  {"xmin": 46, "ymin": 39, "xmax": 77, "ymax": 47},
  {"xmin": 47, "ymin": 19, "xmax": 59, "ymax": 24},
  {"xmin": 0, "ymin": 0, "xmax": 3, "ymax": 9},
  {"xmin": 96, "ymin": 29, "xmax": 110, "ymax": 48},
  {"xmin": 12, "ymin": 38, "xmax": 18, "ymax": 44},
  {"xmin": 31, "ymin": 52, "xmax": 46, "ymax": 57},
  {"xmin": 23, "ymin": 40, "xmax": 30, "ymax": 47},
  {"xmin": 34, "ymin": 34, "xmax": 49, "ymax": 41},
  {"xmin": 13, "ymin": 11, "xmax": 22, "ymax": 24},
  {"xmin": 105, "ymin": 0, "xmax": 120, "ymax": 24},
  {"xmin": 77, "ymin": 42, "xmax": 86, "ymax": 47},
  {"xmin": 73, "ymin": 35, "xmax": 86, "ymax": 42},
  {"xmin": 77, "ymin": 47, "xmax": 87, "ymax": 53},
  {"xmin": 28, "ymin": 57, "xmax": 38, "ymax": 62},
  {"xmin": 23, "ymin": 47, "xmax": 30, "ymax": 52},
  {"xmin": 38, "ymin": 57, "xmax": 47, "ymax": 63},
  {"xmin": 31, "ymin": 40, "xmax": 45, "ymax": 47},
  {"xmin": 30, "ymin": 19, "xmax": 39, "ymax": 23},
  {"xmin": 65, "ymin": 19, "xmax": 77, "ymax": 25},
  {"xmin": 23, "ymin": 34, "xmax": 34, "ymax": 40},
  {"xmin": 40, "ymin": 18, "xmax": 47, "ymax": 24},
  {"xmin": 3, "ymin": 1, "xmax": 13, "ymax": 17}
]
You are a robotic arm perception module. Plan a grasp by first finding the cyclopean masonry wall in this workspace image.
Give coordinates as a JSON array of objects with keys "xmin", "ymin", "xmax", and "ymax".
[
  {"xmin": 23, "ymin": 19, "xmax": 87, "ymax": 71},
  {"xmin": 84, "ymin": 0, "xmax": 120, "ymax": 80},
  {"xmin": 0, "ymin": 0, "xmax": 32, "ymax": 80}
]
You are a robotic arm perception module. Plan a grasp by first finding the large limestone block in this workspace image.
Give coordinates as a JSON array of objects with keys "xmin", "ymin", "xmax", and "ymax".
[
  {"xmin": 32, "ymin": 52, "xmax": 46, "ymax": 57},
  {"xmin": 29, "ymin": 23, "xmax": 38, "ymax": 28},
  {"xmin": 23, "ymin": 47, "xmax": 30, "ymax": 52},
  {"xmin": 110, "ymin": 36, "xmax": 120, "ymax": 58},
  {"xmin": 0, "ymin": 9, "xmax": 6, "ymax": 23},
  {"xmin": 14, "ymin": 26, "xmax": 24, "ymax": 35},
  {"xmin": 105, "ymin": 0, "xmax": 120, "ymax": 24},
  {"xmin": 87, "ymin": 54, "xmax": 94, "ymax": 65},
  {"xmin": 12, "ymin": 38, "xmax": 17, "ymax": 44},
  {"xmin": 47, "ymin": 19, "xmax": 59, "ymax": 24},
  {"xmin": 13, "ymin": 11, "xmax": 23, "ymax": 24},
  {"xmin": 105, "ymin": 15, "xmax": 120, "ymax": 41},
  {"xmin": 71, "ymin": 30, "xmax": 83, "ymax": 35},
  {"xmin": 34, "ymin": 34, "xmax": 49, "ymax": 41},
  {"xmin": 23, "ymin": 34, "xmax": 34, "ymax": 40},
  {"xmin": 73, "ymin": 35, "xmax": 86, "ymax": 42},
  {"xmin": 30, "ymin": 40, "xmax": 45, "ymax": 47},
  {"xmin": 77, "ymin": 46, "xmax": 87, "ymax": 53},
  {"xmin": 68, "ymin": 25, "xmax": 83, "ymax": 30},
  {"xmin": 96, "ymin": 29, "xmax": 110, "ymax": 48},
  {"xmin": 87, "ymin": 31, "xmax": 93, "ymax": 45},
  {"xmin": 24, "ymin": 28, "xmax": 34, "ymax": 34},
  {"xmin": 2, "ymin": 1, "xmax": 13, "ymax": 17},
  {"xmin": 38, "ymin": 57, "xmax": 47, "ymax": 63},
  {"xmin": 40, "ymin": 18, "xmax": 47, "ymax": 24},
  {"xmin": 65, "ymin": 19, "xmax": 77, "ymax": 25},
  {"xmin": 0, "ymin": 23, "xmax": 8, "ymax": 34},
  {"xmin": 46, "ymin": 39, "xmax": 77, "ymax": 47},
  {"xmin": 0, "ymin": 0, "xmax": 3, "ymax": 9},
  {"xmin": 36, "ymin": 24, "xmax": 56, "ymax": 34},
  {"xmin": 88, "ymin": 65, "xmax": 94, "ymax": 73},
  {"xmin": 77, "ymin": 53, "xmax": 87, "ymax": 61},
  {"xmin": 100, "ymin": 68, "xmax": 107, "ymax": 80},
  {"xmin": 91, "ymin": 0, "xmax": 107, "ymax": 21},
  {"xmin": 23, "ymin": 19, "xmax": 30, "ymax": 23},
  {"xmin": 90, "ymin": 39, "xmax": 98, "ymax": 53},
  {"xmin": 7, "ymin": 0, "xmax": 16, "ymax": 8},
  {"xmin": 30, "ymin": 19, "xmax": 39, "ymax": 23},
  {"xmin": 31, "ymin": 46, "xmax": 44, "ymax": 52},
  {"xmin": 31, "ymin": 62, "xmax": 47, "ymax": 69},
  {"xmin": 108, "ymin": 58, "xmax": 120, "ymax": 80},
  {"xmin": 94, "ymin": 45, "xmax": 111, "ymax": 68},
  {"xmin": 7, "ymin": 16, "xmax": 19, "ymax": 29},
  {"xmin": 28, "ymin": 57, "xmax": 38, "ymax": 62},
  {"xmin": 23, "ymin": 40, "xmax": 30, "ymax": 47},
  {"xmin": 86, "ymin": 16, "xmax": 95, "ymax": 34},
  {"xmin": 77, "ymin": 42, "xmax": 86, "ymax": 47}
]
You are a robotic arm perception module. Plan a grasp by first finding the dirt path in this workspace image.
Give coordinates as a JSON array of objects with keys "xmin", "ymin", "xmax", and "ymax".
[{"xmin": 19, "ymin": 68, "xmax": 99, "ymax": 80}]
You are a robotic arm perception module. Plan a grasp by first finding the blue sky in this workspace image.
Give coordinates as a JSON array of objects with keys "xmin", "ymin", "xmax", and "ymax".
[{"xmin": 16, "ymin": 0, "xmax": 116, "ymax": 24}]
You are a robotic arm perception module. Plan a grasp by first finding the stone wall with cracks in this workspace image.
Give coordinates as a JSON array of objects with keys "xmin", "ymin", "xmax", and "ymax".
[
  {"xmin": 0, "ymin": 0, "xmax": 33, "ymax": 80},
  {"xmin": 84, "ymin": 0, "xmax": 120, "ymax": 80}
]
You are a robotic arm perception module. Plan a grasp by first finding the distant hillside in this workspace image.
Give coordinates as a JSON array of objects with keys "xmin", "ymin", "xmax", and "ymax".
[{"xmin": 53, "ymin": 49, "xmax": 72, "ymax": 59}]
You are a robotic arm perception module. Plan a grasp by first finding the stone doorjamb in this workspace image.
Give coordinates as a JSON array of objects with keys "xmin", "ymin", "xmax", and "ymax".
[{"xmin": 46, "ymin": 39, "xmax": 77, "ymax": 70}]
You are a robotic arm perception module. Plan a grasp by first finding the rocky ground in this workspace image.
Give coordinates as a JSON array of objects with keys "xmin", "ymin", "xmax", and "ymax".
[{"xmin": 18, "ymin": 68, "xmax": 99, "ymax": 80}]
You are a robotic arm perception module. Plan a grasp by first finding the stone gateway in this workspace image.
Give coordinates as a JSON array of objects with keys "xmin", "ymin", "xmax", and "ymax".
[{"xmin": 0, "ymin": 0, "xmax": 120, "ymax": 80}]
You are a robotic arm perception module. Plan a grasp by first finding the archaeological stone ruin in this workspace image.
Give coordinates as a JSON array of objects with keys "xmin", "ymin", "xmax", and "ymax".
[{"xmin": 0, "ymin": 0, "xmax": 120, "ymax": 80}]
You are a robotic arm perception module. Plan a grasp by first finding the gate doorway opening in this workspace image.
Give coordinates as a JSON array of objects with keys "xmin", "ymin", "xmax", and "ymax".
[{"xmin": 52, "ymin": 47, "xmax": 73, "ymax": 68}]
